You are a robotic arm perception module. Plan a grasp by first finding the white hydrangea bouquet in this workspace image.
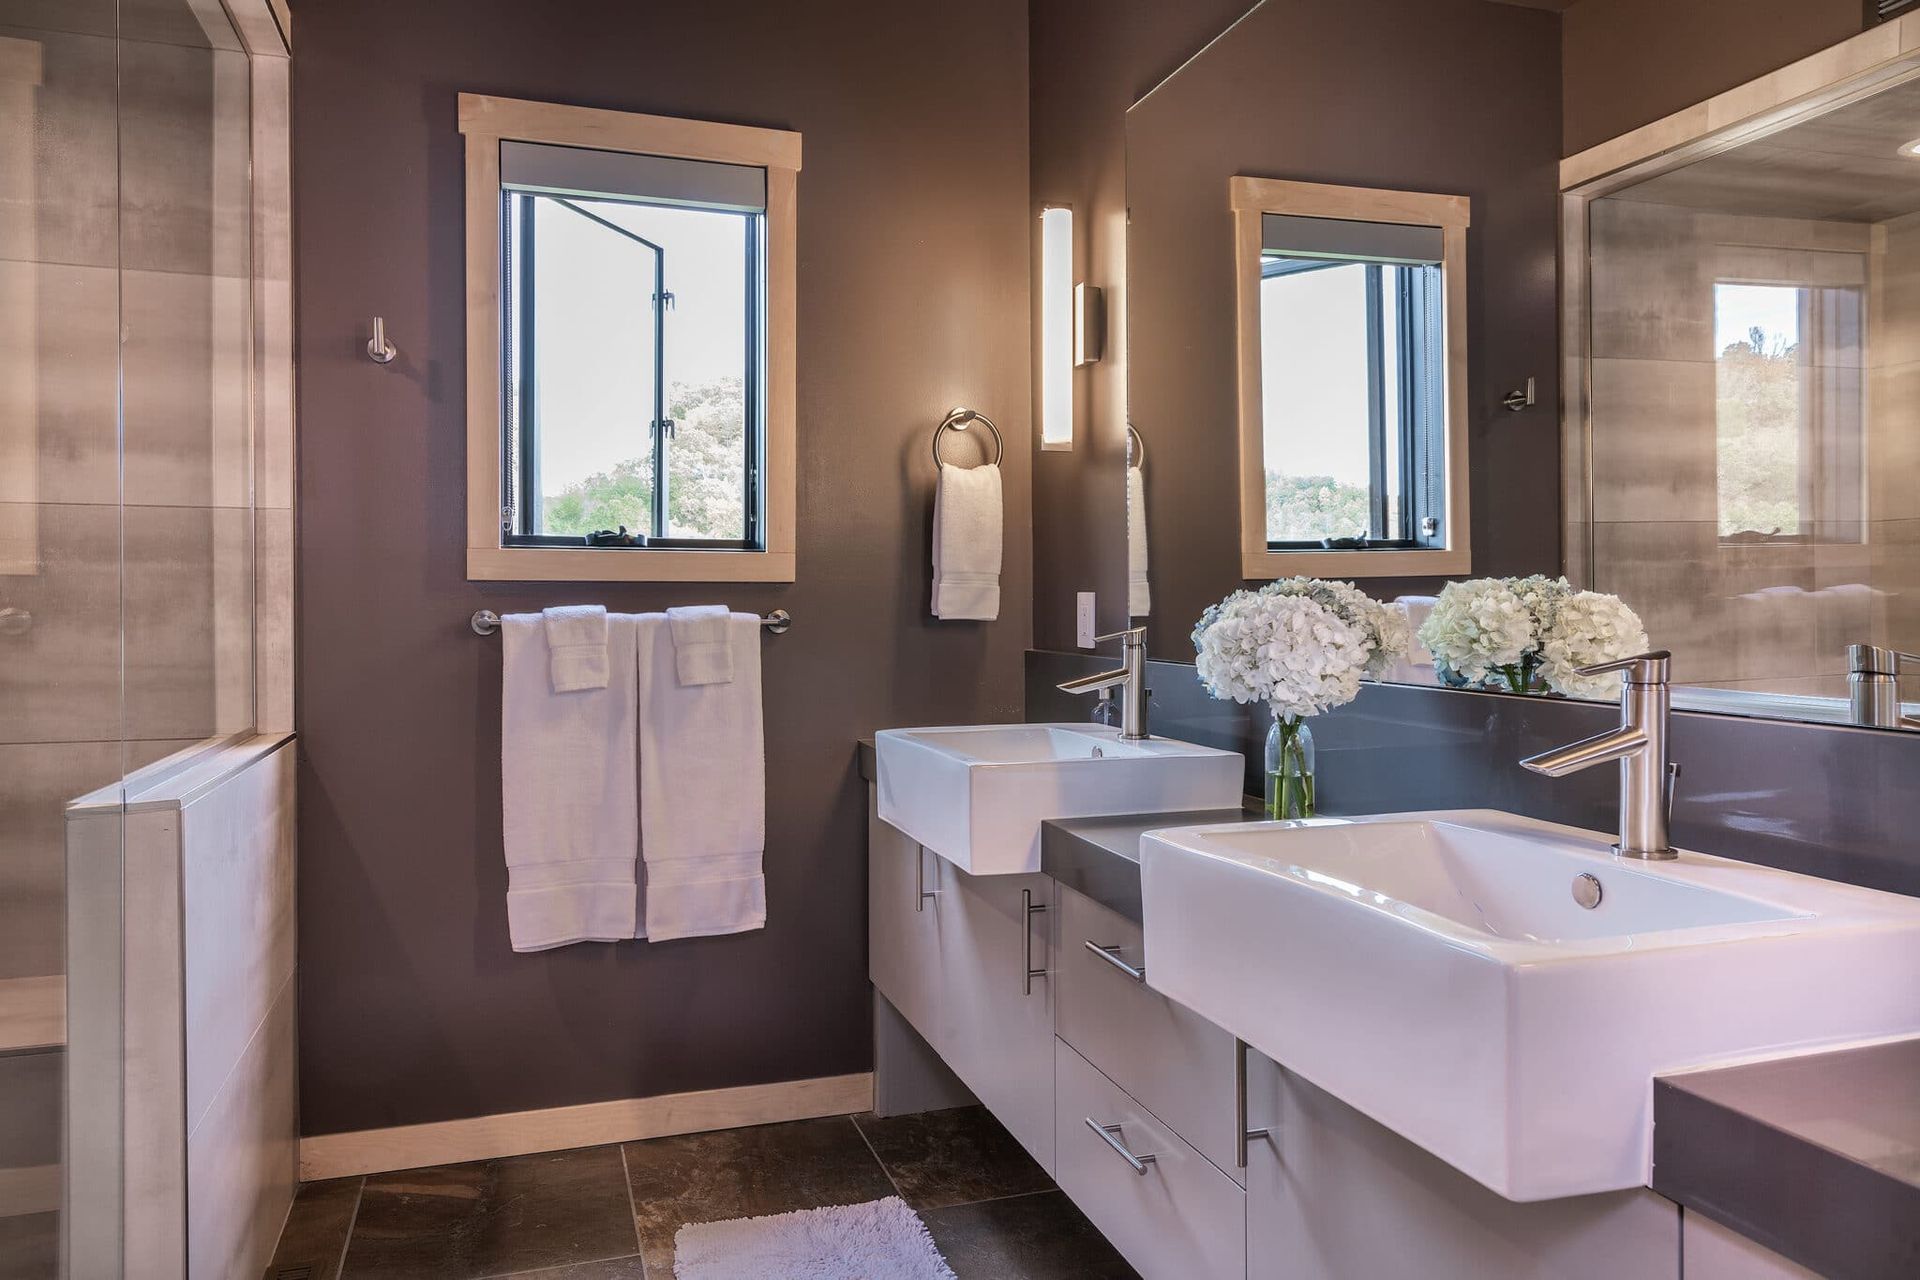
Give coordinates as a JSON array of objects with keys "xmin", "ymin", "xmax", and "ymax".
[
  {"xmin": 1191, "ymin": 578, "xmax": 1410, "ymax": 819},
  {"xmin": 1418, "ymin": 575, "xmax": 1648, "ymax": 699}
]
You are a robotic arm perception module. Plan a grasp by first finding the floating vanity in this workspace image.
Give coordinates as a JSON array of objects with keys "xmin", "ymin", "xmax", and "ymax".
[{"xmin": 862, "ymin": 736, "xmax": 1920, "ymax": 1279}]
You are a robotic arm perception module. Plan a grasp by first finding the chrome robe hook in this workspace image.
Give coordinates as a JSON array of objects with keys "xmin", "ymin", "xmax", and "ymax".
[{"xmin": 367, "ymin": 316, "xmax": 396, "ymax": 364}]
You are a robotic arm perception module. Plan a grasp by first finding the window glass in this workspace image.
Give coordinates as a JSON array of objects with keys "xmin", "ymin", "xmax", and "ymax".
[
  {"xmin": 1258, "ymin": 255, "xmax": 1445, "ymax": 548},
  {"xmin": 502, "ymin": 152, "xmax": 764, "ymax": 549}
]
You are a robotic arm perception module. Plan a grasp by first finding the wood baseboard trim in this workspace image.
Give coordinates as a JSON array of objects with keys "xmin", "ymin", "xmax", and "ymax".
[{"xmin": 297, "ymin": 1071, "xmax": 875, "ymax": 1181}]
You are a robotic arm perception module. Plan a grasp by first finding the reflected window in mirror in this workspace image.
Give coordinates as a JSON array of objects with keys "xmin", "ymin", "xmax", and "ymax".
[
  {"xmin": 1232, "ymin": 178, "xmax": 1470, "ymax": 579},
  {"xmin": 1259, "ymin": 233, "xmax": 1446, "ymax": 550},
  {"xmin": 1711, "ymin": 280, "xmax": 1864, "ymax": 545}
]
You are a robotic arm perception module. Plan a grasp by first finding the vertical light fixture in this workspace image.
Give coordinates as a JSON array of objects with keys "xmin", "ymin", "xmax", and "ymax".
[{"xmin": 1040, "ymin": 205, "xmax": 1074, "ymax": 449}]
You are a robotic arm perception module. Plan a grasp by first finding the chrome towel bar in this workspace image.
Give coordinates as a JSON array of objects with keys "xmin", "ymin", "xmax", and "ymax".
[{"xmin": 470, "ymin": 608, "xmax": 791, "ymax": 637}]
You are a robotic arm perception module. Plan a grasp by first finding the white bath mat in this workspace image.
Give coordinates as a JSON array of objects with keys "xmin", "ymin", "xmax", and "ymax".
[{"xmin": 673, "ymin": 1194, "xmax": 957, "ymax": 1279}]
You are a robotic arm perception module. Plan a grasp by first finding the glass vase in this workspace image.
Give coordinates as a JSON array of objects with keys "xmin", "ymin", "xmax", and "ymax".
[{"xmin": 1264, "ymin": 712, "xmax": 1316, "ymax": 820}]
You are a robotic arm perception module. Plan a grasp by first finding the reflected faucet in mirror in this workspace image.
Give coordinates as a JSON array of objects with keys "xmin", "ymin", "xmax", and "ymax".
[
  {"xmin": 1058, "ymin": 628, "xmax": 1151, "ymax": 740},
  {"xmin": 1520, "ymin": 651, "xmax": 1677, "ymax": 860},
  {"xmin": 1848, "ymin": 645, "xmax": 1920, "ymax": 730}
]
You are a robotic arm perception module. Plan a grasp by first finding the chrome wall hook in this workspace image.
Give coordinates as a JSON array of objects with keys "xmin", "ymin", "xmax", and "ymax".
[
  {"xmin": 1501, "ymin": 376, "xmax": 1536, "ymax": 411},
  {"xmin": 367, "ymin": 316, "xmax": 397, "ymax": 364}
]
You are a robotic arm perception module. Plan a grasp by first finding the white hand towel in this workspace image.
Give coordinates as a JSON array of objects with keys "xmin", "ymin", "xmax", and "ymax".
[
  {"xmin": 544, "ymin": 604, "xmax": 609, "ymax": 693},
  {"xmin": 667, "ymin": 604, "xmax": 734, "ymax": 686},
  {"xmin": 1127, "ymin": 465, "xmax": 1151, "ymax": 618},
  {"xmin": 637, "ymin": 612, "xmax": 766, "ymax": 941},
  {"xmin": 931, "ymin": 462, "xmax": 1002, "ymax": 621},
  {"xmin": 501, "ymin": 612, "xmax": 638, "ymax": 951}
]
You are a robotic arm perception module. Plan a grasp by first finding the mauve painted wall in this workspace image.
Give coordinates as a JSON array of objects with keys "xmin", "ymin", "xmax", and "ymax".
[
  {"xmin": 1124, "ymin": 0, "xmax": 1564, "ymax": 656},
  {"xmin": 292, "ymin": 0, "xmax": 1032, "ymax": 1135},
  {"xmin": 1561, "ymin": 0, "xmax": 1864, "ymax": 155}
]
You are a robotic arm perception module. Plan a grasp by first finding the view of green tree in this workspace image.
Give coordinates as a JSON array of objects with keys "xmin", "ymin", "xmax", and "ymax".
[
  {"xmin": 541, "ymin": 377, "xmax": 748, "ymax": 540},
  {"xmin": 1266, "ymin": 471, "xmax": 1371, "ymax": 543},
  {"xmin": 1715, "ymin": 324, "xmax": 1803, "ymax": 538}
]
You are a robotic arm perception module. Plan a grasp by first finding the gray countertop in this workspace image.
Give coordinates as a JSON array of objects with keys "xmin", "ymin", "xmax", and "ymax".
[
  {"xmin": 1654, "ymin": 1039, "xmax": 1920, "ymax": 1279},
  {"xmin": 862, "ymin": 737, "xmax": 1919, "ymax": 1274}
]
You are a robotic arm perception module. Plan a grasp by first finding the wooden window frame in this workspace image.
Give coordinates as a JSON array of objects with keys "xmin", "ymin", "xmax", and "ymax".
[
  {"xmin": 1230, "ymin": 176, "xmax": 1472, "ymax": 580},
  {"xmin": 459, "ymin": 93, "xmax": 800, "ymax": 582}
]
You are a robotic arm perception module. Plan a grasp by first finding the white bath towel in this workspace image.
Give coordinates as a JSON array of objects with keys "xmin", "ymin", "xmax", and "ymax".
[
  {"xmin": 667, "ymin": 604, "xmax": 734, "ymax": 686},
  {"xmin": 1127, "ymin": 464, "xmax": 1151, "ymax": 618},
  {"xmin": 501, "ymin": 612, "xmax": 638, "ymax": 951},
  {"xmin": 637, "ymin": 612, "xmax": 766, "ymax": 941},
  {"xmin": 544, "ymin": 604, "xmax": 609, "ymax": 692},
  {"xmin": 931, "ymin": 462, "xmax": 1002, "ymax": 620}
]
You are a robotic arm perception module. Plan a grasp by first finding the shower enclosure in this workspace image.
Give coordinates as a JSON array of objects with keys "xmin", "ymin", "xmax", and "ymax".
[{"xmin": 0, "ymin": 1, "xmax": 292, "ymax": 1274}]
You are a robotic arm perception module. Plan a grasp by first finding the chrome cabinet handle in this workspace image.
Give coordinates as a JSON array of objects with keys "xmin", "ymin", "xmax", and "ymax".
[
  {"xmin": 1022, "ymin": 889, "xmax": 1048, "ymax": 995},
  {"xmin": 1235, "ymin": 1038, "xmax": 1272, "ymax": 1170},
  {"xmin": 916, "ymin": 847, "xmax": 938, "ymax": 912},
  {"xmin": 1085, "ymin": 1118, "xmax": 1156, "ymax": 1175},
  {"xmin": 1084, "ymin": 940, "xmax": 1146, "ymax": 983}
]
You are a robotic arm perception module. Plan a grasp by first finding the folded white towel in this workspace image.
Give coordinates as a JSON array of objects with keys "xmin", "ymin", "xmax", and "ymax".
[
  {"xmin": 667, "ymin": 604, "xmax": 734, "ymax": 686},
  {"xmin": 544, "ymin": 604, "xmax": 609, "ymax": 693},
  {"xmin": 501, "ymin": 612, "xmax": 638, "ymax": 951},
  {"xmin": 1127, "ymin": 465, "xmax": 1151, "ymax": 618},
  {"xmin": 637, "ymin": 612, "xmax": 766, "ymax": 941},
  {"xmin": 931, "ymin": 462, "xmax": 1002, "ymax": 621}
]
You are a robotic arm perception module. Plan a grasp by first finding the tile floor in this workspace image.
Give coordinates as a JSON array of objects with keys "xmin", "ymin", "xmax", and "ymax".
[{"xmin": 269, "ymin": 1106, "xmax": 1138, "ymax": 1279}]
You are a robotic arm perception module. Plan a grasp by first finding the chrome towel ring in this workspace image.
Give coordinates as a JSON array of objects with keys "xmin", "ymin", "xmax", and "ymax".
[
  {"xmin": 1127, "ymin": 423, "xmax": 1146, "ymax": 469},
  {"xmin": 930, "ymin": 406, "xmax": 1004, "ymax": 470}
]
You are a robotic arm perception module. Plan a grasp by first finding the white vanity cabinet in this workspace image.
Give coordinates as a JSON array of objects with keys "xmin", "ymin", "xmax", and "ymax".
[
  {"xmin": 1242, "ymin": 1055, "xmax": 1681, "ymax": 1280},
  {"xmin": 867, "ymin": 790, "xmax": 1056, "ymax": 1171}
]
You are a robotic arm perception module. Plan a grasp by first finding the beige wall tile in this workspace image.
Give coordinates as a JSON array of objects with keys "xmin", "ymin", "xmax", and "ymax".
[
  {"xmin": 117, "ymin": 39, "xmax": 250, "ymax": 278},
  {"xmin": 4, "ymin": 260, "xmax": 120, "ymax": 508},
  {"xmin": 123, "ymin": 505, "xmax": 217, "ymax": 742},
  {"xmin": 254, "ymin": 507, "xmax": 291, "ymax": 735},
  {"xmin": 0, "ymin": 502, "xmax": 121, "ymax": 744},
  {"xmin": 0, "ymin": 740, "xmax": 122, "ymax": 980},
  {"xmin": 1869, "ymin": 360, "xmax": 1920, "ymax": 521},
  {"xmin": 122, "ymin": 268, "xmax": 252, "ymax": 509},
  {"xmin": 1589, "ymin": 357, "xmax": 1718, "ymax": 523},
  {"xmin": 0, "ymin": 26, "xmax": 117, "ymax": 269}
]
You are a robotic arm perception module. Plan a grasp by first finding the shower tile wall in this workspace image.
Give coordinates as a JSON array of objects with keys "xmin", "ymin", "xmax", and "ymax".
[
  {"xmin": 1588, "ymin": 197, "xmax": 1887, "ymax": 695},
  {"xmin": 0, "ymin": 1, "xmax": 273, "ymax": 1267}
]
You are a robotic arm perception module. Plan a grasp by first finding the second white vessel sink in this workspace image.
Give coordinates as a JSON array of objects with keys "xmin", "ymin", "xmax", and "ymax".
[
  {"xmin": 1140, "ymin": 810, "xmax": 1920, "ymax": 1200},
  {"xmin": 875, "ymin": 723, "xmax": 1242, "ymax": 875}
]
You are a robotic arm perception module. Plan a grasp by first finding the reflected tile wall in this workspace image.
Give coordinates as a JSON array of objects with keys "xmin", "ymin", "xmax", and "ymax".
[{"xmin": 1589, "ymin": 196, "xmax": 1887, "ymax": 690}]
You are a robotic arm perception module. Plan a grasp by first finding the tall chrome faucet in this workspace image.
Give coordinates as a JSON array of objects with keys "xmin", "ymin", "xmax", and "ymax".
[
  {"xmin": 1057, "ymin": 628, "xmax": 1150, "ymax": 740},
  {"xmin": 1520, "ymin": 651, "xmax": 1677, "ymax": 860}
]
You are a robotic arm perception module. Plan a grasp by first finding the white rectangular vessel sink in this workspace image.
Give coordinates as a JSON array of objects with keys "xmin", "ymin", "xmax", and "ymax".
[
  {"xmin": 1140, "ymin": 810, "xmax": 1920, "ymax": 1200},
  {"xmin": 875, "ymin": 724, "xmax": 1242, "ymax": 876}
]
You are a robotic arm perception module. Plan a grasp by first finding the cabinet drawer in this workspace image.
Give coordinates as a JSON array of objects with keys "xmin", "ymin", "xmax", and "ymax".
[
  {"xmin": 1055, "ymin": 885, "xmax": 1242, "ymax": 1179},
  {"xmin": 1055, "ymin": 1038, "xmax": 1246, "ymax": 1280}
]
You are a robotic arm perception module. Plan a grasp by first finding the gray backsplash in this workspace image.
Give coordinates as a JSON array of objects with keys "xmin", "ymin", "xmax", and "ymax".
[{"xmin": 1026, "ymin": 650, "xmax": 1920, "ymax": 899}]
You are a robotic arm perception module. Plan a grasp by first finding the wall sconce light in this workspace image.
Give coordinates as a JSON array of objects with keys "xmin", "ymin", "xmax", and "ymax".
[
  {"xmin": 1041, "ymin": 206, "xmax": 1074, "ymax": 450},
  {"xmin": 1074, "ymin": 283, "xmax": 1105, "ymax": 366}
]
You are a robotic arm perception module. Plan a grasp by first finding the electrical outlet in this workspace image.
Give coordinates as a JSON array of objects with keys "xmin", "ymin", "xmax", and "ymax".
[{"xmin": 1077, "ymin": 592, "xmax": 1097, "ymax": 648}]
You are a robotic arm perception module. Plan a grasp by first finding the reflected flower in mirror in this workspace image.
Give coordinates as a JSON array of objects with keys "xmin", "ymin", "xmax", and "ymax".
[{"xmin": 1420, "ymin": 576, "xmax": 1647, "ymax": 698}]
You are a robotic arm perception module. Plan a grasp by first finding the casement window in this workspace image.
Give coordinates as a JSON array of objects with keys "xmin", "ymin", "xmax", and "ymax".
[{"xmin": 461, "ymin": 95, "xmax": 798, "ymax": 582}]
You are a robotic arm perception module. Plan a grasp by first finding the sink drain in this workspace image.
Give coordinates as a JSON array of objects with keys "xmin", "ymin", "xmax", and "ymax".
[{"xmin": 1572, "ymin": 873, "xmax": 1603, "ymax": 910}]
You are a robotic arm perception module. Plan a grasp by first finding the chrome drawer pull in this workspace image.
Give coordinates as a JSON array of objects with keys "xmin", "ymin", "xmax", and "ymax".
[
  {"xmin": 1084, "ymin": 940, "xmax": 1146, "ymax": 983},
  {"xmin": 1235, "ymin": 1038, "xmax": 1272, "ymax": 1169},
  {"xmin": 1023, "ymin": 889, "xmax": 1048, "ymax": 995},
  {"xmin": 1085, "ymin": 1118, "xmax": 1157, "ymax": 1176}
]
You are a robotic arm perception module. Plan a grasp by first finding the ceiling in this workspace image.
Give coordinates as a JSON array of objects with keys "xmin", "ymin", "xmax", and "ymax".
[{"xmin": 1615, "ymin": 74, "xmax": 1920, "ymax": 222}]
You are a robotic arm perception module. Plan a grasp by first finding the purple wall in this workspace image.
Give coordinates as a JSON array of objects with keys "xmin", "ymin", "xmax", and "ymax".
[{"xmin": 292, "ymin": 0, "xmax": 1033, "ymax": 1135}]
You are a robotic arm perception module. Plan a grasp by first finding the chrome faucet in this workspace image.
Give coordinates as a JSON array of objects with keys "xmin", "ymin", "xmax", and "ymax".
[
  {"xmin": 1847, "ymin": 644, "xmax": 1920, "ymax": 729},
  {"xmin": 1520, "ymin": 651, "xmax": 1677, "ymax": 860},
  {"xmin": 1057, "ymin": 628, "xmax": 1150, "ymax": 740}
]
